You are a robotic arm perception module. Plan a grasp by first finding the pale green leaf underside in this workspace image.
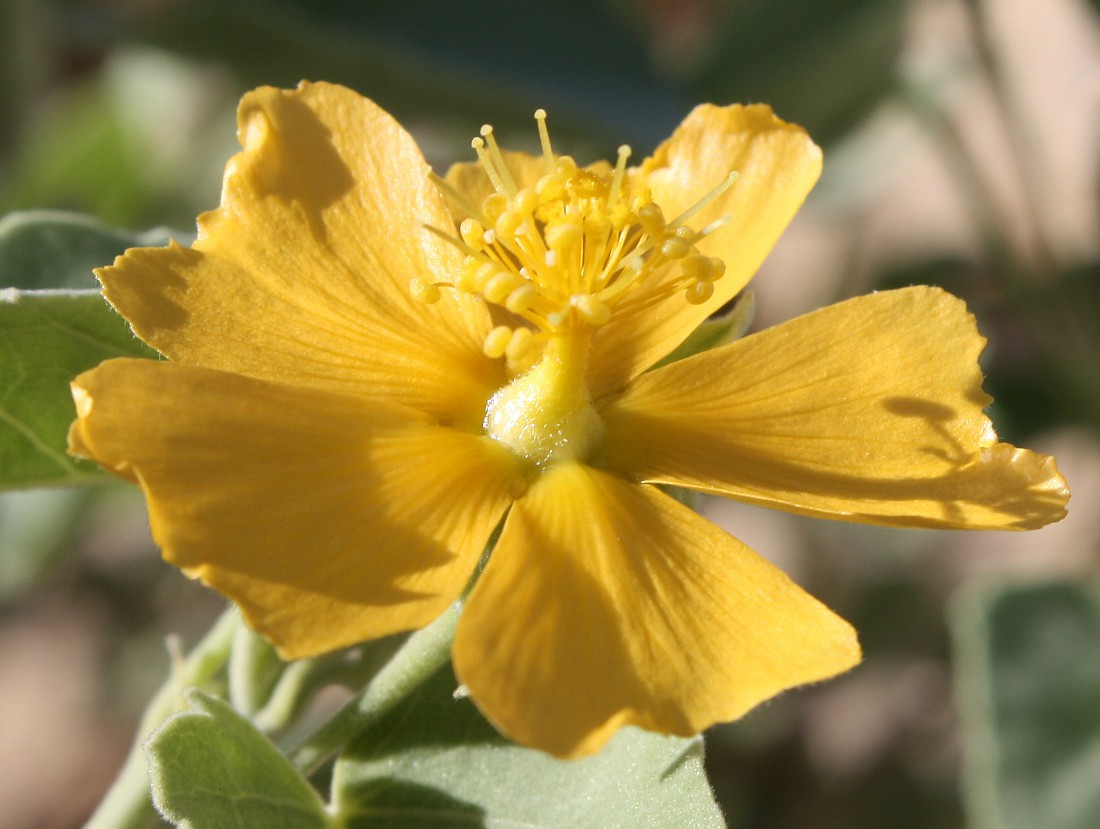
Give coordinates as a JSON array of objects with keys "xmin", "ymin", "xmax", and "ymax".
[
  {"xmin": 954, "ymin": 582, "xmax": 1100, "ymax": 829},
  {"xmin": 0, "ymin": 209, "xmax": 174, "ymax": 290},
  {"xmin": 0, "ymin": 211, "xmax": 174, "ymax": 490},
  {"xmin": 146, "ymin": 690, "xmax": 333, "ymax": 829},
  {"xmin": 333, "ymin": 663, "xmax": 725, "ymax": 829}
]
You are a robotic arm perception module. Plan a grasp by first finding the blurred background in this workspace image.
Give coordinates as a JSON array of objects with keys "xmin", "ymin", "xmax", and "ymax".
[{"xmin": 1, "ymin": 0, "xmax": 1099, "ymax": 827}]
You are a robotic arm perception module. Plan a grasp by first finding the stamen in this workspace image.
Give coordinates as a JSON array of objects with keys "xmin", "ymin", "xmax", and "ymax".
[
  {"xmin": 534, "ymin": 108, "xmax": 554, "ymax": 169},
  {"xmin": 423, "ymin": 222, "xmax": 480, "ymax": 257},
  {"xmin": 479, "ymin": 125, "xmax": 517, "ymax": 195},
  {"xmin": 668, "ymin": 170, "xmax": 740, "ymax": 228},
  {"xmin": 420, "ymin": 113, "xmax": 738, "ymax": 347},
  {"xmin": 409, "ymin": 277, "xmax": 442, "ymax": 304},
  {"xmin": 472, "ymin": 137, "xmax": 508, "ymax": 195},
  {"xmin": 426, "ymin": 167, "xmax": 488, "ymax": 225},
  {"xmin": 607, "ymin": 145, "xmax": 631, "ymax": 210}
]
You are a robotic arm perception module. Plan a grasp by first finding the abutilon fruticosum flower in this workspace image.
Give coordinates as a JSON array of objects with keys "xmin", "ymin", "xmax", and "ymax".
[{"xmin": 68, "ymin": 82, "xmax": 1069, "ymax": 758}]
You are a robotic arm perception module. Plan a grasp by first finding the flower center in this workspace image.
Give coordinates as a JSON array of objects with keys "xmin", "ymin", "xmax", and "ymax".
[{"xmin": 413, "ymin": 110, "xmax": 739, "ymax": 467}]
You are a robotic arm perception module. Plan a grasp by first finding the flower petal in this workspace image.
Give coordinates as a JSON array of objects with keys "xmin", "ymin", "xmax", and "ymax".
[
  {"xmin": 69, "ymin": 359, "xmax": 525, "ymax": 658},
  {"xmin": 453, "ymin": 461, "xmax": 860, "ymax": 758},
  {"xmin": 443, "ymin": 151, "xmax": 551, "ymax": 220},
  {"xmin": 589, "ymin": 104, "xmax": 822, "ymax": 397},
  {"xmin": 98, "ymin": 82, "xmax": 500, "ymax": 428},
  {"xmin": 443, "ymin": 151, "xmax": 613, "ymax": 223},
  {"xmin": 600, "ymin": 286, "xmax": 1070, "ymax": 530}
]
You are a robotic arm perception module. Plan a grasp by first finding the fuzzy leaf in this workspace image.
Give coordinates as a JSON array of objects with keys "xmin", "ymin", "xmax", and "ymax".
[
  {"xmin": 954, "ymin": 582, "xmax": 1100, "ymax": 829},
  {"xmin": 0, "ymin": 288, "xmax": 156, "ymax": 489},
  {"xmin": 332, "ymin": 661, "xmax": 725, "ymax": 829},
  {"xmin": 0, "ymin": 210, "xmax": 171, "ymax": 290},
  {"xmin": 147, "ymin": 690, "xmax": 333, "ymax": 829}
]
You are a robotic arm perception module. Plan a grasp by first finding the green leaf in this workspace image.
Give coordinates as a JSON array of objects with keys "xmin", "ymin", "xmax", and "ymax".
[
  {"xmin": 953, "ymin": 582, "xmax": 1100, "ymax": 829},
  {"xmin": 333, "ymin": 661, "xmax": 725, "ymax": 829},
  {"xmin": 147, "ymin": 689, "xmax": 334, "ymax": 829},
  {"xmin": 0, "ymin": 210, "xmax": 172, "ymax": 290},
  {"xmin": 0, "ymin": 288, "xmax": 157, "ymax": 489}
]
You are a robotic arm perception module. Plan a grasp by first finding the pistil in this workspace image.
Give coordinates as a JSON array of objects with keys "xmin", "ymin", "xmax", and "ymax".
[{"xmin": 483, "ymin": 332, "xmax": 603, "ymax": 468}]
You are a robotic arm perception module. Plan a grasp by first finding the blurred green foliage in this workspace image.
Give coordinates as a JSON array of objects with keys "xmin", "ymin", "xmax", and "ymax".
[
  {"xmin": 0, "ymin": 213, "xmax": 161, "ymax": 490},
  {"xmin": 954, "ymin": 583, "xmax": 1100, "ymax": 829}
]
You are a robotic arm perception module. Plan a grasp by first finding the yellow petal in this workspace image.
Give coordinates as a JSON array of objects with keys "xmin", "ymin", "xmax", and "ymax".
[
  {"xmin": 600, "ymin": 286, "xmax": 1070, "ymax": 530},
  {"xmin": 453, "ymin": 461, "xmax": 860, "ymax": 758},
  {"xmin": 98, "ymin": 82, "xmax": 501, "ymax": 429},
  {"xmin": 589, "ymin": 104, "xmax": 822, "ymax": 397},
  {"xmin": 443, "ymin": 150, "xmax": 555, "ymax": 222},
  {"xmin": 70, "ymin": 359, "xmax": 525, "ymax": 658}
]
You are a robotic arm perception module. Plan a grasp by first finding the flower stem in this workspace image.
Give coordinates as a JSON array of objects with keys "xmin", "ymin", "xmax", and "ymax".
[
  {"xmin": 83, "ymin": 608, "xmax": 239, "ymax": 829},
  {"xmin": 289, "ymin": 603, "xmax": 459, "ymax": 775}
]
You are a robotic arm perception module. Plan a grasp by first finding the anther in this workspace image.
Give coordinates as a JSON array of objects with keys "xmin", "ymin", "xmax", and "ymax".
[
  {"xmin": 686, "ymin": 280, "xmax": 714, "ymax": 305},
  {"xmin": 512, "ymin": 188, "xmax": 538, "ymax": 216},
  {"xmin": 660, "ymin": 236, "xmax": 692, "ymax": 259},
  {"xmin": 482, "ymin": 193, "xmax": 507, "ymax": 222},
  {"xmin": 483, "ymin": 326, "xmax": 513, "ymax": 358},
  {"xmin": 637, "ymin": 204, "xmax": 666, "ymax": 236},
  {"xmin": 506, "ymin": 284, "xmax": 537, "ymax": 314},
  {"xmin": 409, "ymin": 277, "xmax": 442, "ymax": 304},
  {"xmin": 505, "ymin": 326, "xmax": 535, "ymax": 363},
  {"xmin": 681, "ymin": 254, "xmax": 711, "ymax": 280},
  {"xmin": 484, "ymin": 272, "xmax": 522, "ymax": 304},
  {"xmin": 554, "ymin": 156, "xmax": 577, "ymax": 177},
  {"xmin": 495, "ymin": 209, "xmax": 524, "ymax": 238},
  {"xmin": 460, "ymin": 218, "xmax": 485, "ymax": 250},
  {"xmin": 709, "ymin": 257, "xmax": 726, "ymax": 281},
  {"xmin": 455, "ymin": 258, "xmax": 482, "ymax": 293}
]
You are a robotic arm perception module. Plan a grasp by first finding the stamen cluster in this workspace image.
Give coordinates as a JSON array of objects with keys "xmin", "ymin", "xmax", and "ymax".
[{"xmin": 412, "ymin": 110, "xmax": 737, "ymax": 372}]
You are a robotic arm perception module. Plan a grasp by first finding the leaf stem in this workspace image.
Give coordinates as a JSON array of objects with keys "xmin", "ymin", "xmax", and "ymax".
[
  {"xmin": 82, "ymin": 607, "xmax": 239, "ymax": 829},
  {"xmin": 289, "ymin": 604, "xmax": 459, "ymax": 775}
]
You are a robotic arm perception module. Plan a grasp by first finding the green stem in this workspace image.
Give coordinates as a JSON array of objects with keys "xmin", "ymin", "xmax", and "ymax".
[
  {"xmin": 289, "ymin": 604, "xmax": 459, "ymax": 775},
  {"xmin": 83, "ymin": 608, "xmax": 239, "ymax": 829}
]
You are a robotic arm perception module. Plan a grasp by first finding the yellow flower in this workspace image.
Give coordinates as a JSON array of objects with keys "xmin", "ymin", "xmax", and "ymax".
[{"xmin": 68, "ymin": 82, "xmax": 1069, "ymax": 758}]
